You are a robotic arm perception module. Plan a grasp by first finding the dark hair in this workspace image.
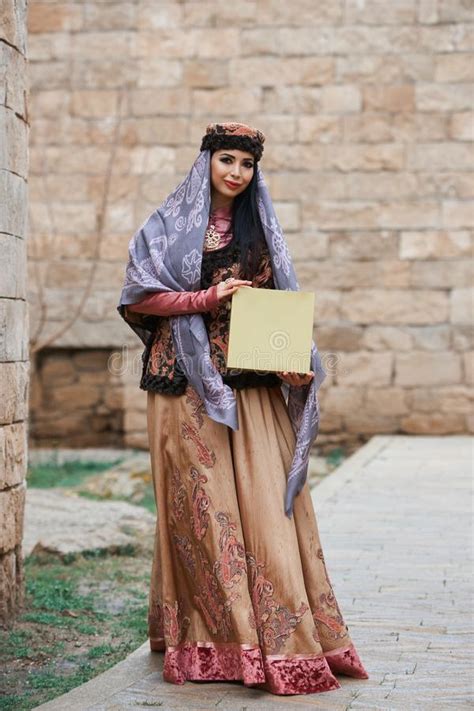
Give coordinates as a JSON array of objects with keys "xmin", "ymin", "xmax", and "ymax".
[{"xmin": 211, "ymin": 149, "xmax": 267, "ymax": 280}]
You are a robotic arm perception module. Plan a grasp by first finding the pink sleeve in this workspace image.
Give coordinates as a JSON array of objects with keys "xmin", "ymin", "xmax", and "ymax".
[{"xmin": 126, "ymin": 284, "xmax": 220, "ymax": 316}]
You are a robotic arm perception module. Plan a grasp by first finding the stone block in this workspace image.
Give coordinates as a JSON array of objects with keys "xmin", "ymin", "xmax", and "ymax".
[
  {"xmin": 0, "ymin": 234, "xmax": 26, "ymax": 298},
  {"xmin": 0, "ymin": 362, "xmax": 29, "ymax": 425},
  {"xmin": 463, "ymin": 352, "xmax": 473, "ymax": 385},
  {"xmin": 345, "ymin": 0, "xmax": 416, "ymax": 23},
  {"xmin": 452, "ymin": 325, "xmax": 474, "ymax": 352},
  {"xmin": 344, "ymin": 411, "xmax": 399, "ymax": 434},
  {"xmin": 124, "ymin": 410, "xmax": 147, "ymax": 432},
  {"xmin": 416, "ymin": 83, "xmax": 474, "ymax": 112},
  {"xmin": 286, "ymin": 232, "xmax": 329, "ymax": 261},
  {"xmin": 268, "ymin": 172, "xmax": 344, "ymax": 200},
  {"xmin": 395, "ymin": 352, "xmax": 462, "ymax": 386},
  {"xmin": 28, "ymin": 2, "xmax": 83, "ymax": 32},
  {"xmin": 0, "ymin": 171, "xmax": 27, "ymax": 238},
  {"xmin": 0, "ymin": 423, "xmax": 27, "ymax": 490},
  {"xmin": 238, "ymin": 28, "xmax": 279, "ymax": 56},
  {"xmin": 261, "ymin": 143, "xmax": 324, "ymax": 172},
  {"xmin": 321, "ymin": 386, "xmax": 364, "ymax": 414},
  {"xmin": 442, "ymin": 201, "xmax": 474, "ymax": 229},
  {"xmin": 329, "ymin": 231, "xmax": 398, "ymax": 260},
  {"xmin": 345, "ymin": 172, "xmax": 419, "ymax": 199},
  {"xmin": 1, "ymin": 0, "xmax": 27, "ymax": 53},
  {"xmin": 184, "ymin": 1, "xmax": 256, "ymax": 27},
  {"xmin": 125, "ymin": 431, "xmax": 148, "ymax": 449},
  {"xmin": 450, "ymin": 112, "xmax": 474, "ymax": 141},
  {"xmin": 315, "ymin": 325, "xmax": 364, "ymax": 352},
  {"xmin": 50, "ymin": 384, "xmax": 101, "ymax": 410},
  {"xmin": 400, "ymin": 231, "xmax": 472, "ymax": 259},
  {"xmin": 362, "ymin": 326, "xmax": 413, "ymax": 352},
  {"xmin": 130, "ymin": 58, "xmax": 181, "ymax": 88},
  {"xmin": 400, "ymin": 412, "xmax": 465, "ymax": 434},
  {"xmin": 262, "ymin": 86, "xmax": 321, "ymax": 114},
  {"xmin": 412, "ymin": 385, "xmax": 473, "ymax": 413},
  {"xmin": 366, "ymin": 387, "xmax": 409, "ymax": 416},
  {"xmin": 0, "ymin": 483, "xmax": 25, "ymax": 553},
  {"xmin": 298, "ymin": 115, "xmax": 341, "ymax": 143},
  {"xmin": 273, "ymin": 202, "xmax": 299, "ymax": 231},
  {"xmin": 71, "ymin": 90, "xmax": 120, "ymax": 118},
  {"xmin": 72, "ymin": 349, "xmax": 110, "ymax": 371},
  {"xmin": 83, "ymin": 2, "xmax": 135, "ymax": 31},
  {"xmin": 320, "ymin": 85, "xmax": 362, "ymax": 113},
  {"xmin": 409, "ymin": 142, "xmax": 473, "ymax": 172},
  {"xmin": 418, "ymin": 23, "xmax": 473, "ymax": 53},
  {"xmin": 418, "ymin": 0, "xmax": 438, "ymax": 23},
  {"xmin": 340, "ymin": 289, "xmax": 449, "ymax": 325},
  {"xmin": 410, "ymin": 260, "xmax": 473, "ymax": 288},
  {"xmin": 0, "ymin": 42, "xmax": 27, "ymax": 117},
  {"xmin": 28, "ymin": 32, "xmax": 72, "ymax": 62},
  {"xmin": 438, "ymin": 0, "xmax": 474, "ymax": 21},
  {"xmin": 129, "ymin": 88, "xmax": 191, "ymax": 116},
  {"xmin": 0, "ymin": 548, "xmax": 24, "ymax": 623},
  {"xmin": 335, "ymin": 351, "xmax": 393, "ymax": 386},
  {"xmin": 407, "ymin": 325, "xmax": 451, "ymax": 351},
  {"xmin": 0, "ymin": 105, "xmax": 28, "ymax": 176},
  {"xmin": 74, "ymin": 31, "xmax": 132, "ymax": 61},
  {"xmin": 138, "ymin": 2, "xmax": 183, "ymax": 29},
  {"xmin": 183, "ymin": 60, "xmax": 229, "ymax": 88},
  {"xmin": 133, "ymin": 29, "xmax": 195, "ymax": 59},
  {"xmin": 363, "ymin": 85, "xmax": 415, "ymax": 112},
  {"xmin": 194, "ymin": 28, "xmax": 240, "ymax": 58},
  {"xmin": 39, "ymin": 353, "xmax": 76, "ymax": 384},
  {"xmin": 435, "ymin": 54, "xmax": 474, "ymax": 82},
  {"xmin": 260, "ymin": 1, "xmax": 343, "ymax": 24},
  {"xmin": 193, "ymin": 88, "xmax": 262, "ymax": 116},
  {"xmin": 325, "ymin": 144, "xmax": 405, "ymax": 172},
  {"xmin": 230, "ymin": 58, "xmax": 334, "ymax": 86},
  {"xmin": 0, "ymin": 298, "xmax": 28, "ymax": 362},
  {"xmin": 450, "ymin": 288, "xmax": 473, "ymax": 324}
]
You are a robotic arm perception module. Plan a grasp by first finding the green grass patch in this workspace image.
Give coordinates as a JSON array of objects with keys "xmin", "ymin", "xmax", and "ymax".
[
  {"xmin": 0, "ymin": 552, "xmax": 151, "ymax": 711},
  {"xmin": 27, "ymin": 459, "xmax": 124, "ymax": 489}
]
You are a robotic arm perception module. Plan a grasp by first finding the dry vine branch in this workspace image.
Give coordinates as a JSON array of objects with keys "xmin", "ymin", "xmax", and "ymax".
[{"xmin": 29, "ymin": 88, "xmax": 128, "ymax": 355}]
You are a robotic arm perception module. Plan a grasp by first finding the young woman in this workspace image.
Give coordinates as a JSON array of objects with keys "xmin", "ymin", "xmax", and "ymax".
[{"xmin": 117, "ymin": 122, "xmax": 368, "ymax": 695}]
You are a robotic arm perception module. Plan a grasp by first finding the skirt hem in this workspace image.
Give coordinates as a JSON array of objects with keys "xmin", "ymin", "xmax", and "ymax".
[{"xmin": 150, "ymin": 639, "xmax": 368, "ymax": 695}]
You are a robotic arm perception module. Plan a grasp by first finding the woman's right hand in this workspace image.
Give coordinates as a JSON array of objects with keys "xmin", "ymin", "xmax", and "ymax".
[{"xmin": 216, "ymin": 278, "xmax": 253, "ymax": 303}]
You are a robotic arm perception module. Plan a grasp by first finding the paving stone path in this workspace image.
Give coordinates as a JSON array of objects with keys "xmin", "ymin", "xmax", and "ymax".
[{"xmin": 35, "ymin": 435, "xmax": 473, "ymax": 710}]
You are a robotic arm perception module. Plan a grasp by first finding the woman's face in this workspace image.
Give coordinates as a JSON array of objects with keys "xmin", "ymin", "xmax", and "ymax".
[{"xmin": 210, "ymin": 149, "xmax": 255, "ymax": 202}]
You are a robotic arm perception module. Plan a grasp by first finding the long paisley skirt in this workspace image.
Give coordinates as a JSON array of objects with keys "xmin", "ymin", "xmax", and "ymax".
[{"xmin": 146, "ymin": 382, "xmax": 369, "ymax": 695}]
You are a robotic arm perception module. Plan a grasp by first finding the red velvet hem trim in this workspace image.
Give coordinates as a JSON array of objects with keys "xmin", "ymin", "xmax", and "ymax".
[
  {"xmin": 325, "ymin": 643, "xmax": 369, "ymax": 679},
  {"xmin": 150, "ymin": 639, "xmax": 344, "ymax": 695}
]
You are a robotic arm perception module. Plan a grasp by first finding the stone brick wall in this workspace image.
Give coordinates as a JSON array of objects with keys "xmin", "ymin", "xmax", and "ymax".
[
  {"xmin": 29, "ymin": 349, "xmax": 125, "ymax": 447},
  {"xmin": 0, "ymin": 0, "xmax": 29, "ymax": 623},
  {"xmin": 27, "ymin": 1, "xmax": 473, "ymax": 449}
]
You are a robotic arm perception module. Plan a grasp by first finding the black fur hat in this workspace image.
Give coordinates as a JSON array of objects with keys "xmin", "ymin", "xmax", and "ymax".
[{"xmin": 200, "ymin": 122, "xmax": 266, "ymax": 161}]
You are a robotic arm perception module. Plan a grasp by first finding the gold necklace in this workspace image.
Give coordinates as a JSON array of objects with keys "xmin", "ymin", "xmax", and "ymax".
[{"xmin": 204, "ymin": 223, "xmax": 221, "ymax": 250}]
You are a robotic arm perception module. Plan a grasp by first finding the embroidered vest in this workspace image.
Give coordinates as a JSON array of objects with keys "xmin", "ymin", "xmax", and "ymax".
[{"xmin": 139, "ymin": 237, "xmax": 281, "ymax": 395}]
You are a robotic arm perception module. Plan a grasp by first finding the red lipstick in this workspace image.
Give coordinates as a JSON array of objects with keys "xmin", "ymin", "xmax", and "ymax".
[{"xmin": 224, "ymin": 180, "xmax": 241, "ymax": 190}]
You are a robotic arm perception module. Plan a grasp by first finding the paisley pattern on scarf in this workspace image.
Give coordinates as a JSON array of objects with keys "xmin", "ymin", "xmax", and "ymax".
[{"xmin": 140, "ymin": 228, "xmax": 280, "ymax": 394}]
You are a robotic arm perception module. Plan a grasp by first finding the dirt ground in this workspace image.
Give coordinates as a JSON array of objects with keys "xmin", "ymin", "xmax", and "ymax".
[{"xmin": 0, "ymin": 546, "xmax": 154, "ymax": 711}]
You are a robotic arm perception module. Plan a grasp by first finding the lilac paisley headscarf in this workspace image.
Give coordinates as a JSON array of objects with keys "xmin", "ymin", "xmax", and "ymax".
[{"xmin": 117, "ymin": 149, "xmax": 327, "ymax": 518}]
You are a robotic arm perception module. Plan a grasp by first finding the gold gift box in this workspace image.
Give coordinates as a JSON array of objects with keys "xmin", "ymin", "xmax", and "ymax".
[{"xmin": 226, "ymin": 287, "xmax": 315, "ymax": 374}]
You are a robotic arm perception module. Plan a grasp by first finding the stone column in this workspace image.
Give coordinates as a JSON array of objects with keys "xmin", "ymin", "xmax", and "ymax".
[{"xmin": 0, "ymin": 0, "xmax": 29, "ymax": 625}]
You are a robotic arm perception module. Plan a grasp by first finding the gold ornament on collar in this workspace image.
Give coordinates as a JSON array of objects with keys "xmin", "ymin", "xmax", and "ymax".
[{"xmin": 204, "ymin": 223, "xmax": 222, "ymax": 250}]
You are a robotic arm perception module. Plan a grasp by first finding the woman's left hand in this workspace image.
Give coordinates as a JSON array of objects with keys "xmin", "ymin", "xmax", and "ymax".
[{"xmin": 276, "ymin": 370, "xmax": 315, "ymax": 386}]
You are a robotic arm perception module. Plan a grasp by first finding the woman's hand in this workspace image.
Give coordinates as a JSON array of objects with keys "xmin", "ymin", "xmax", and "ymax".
[
  {"xmin": 216, "ymin": 277, "xmax": 253, "ymax": 303},
  {"xmin": 276, "ymin": 370, "xmax": 315, "ymax": 387}
]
